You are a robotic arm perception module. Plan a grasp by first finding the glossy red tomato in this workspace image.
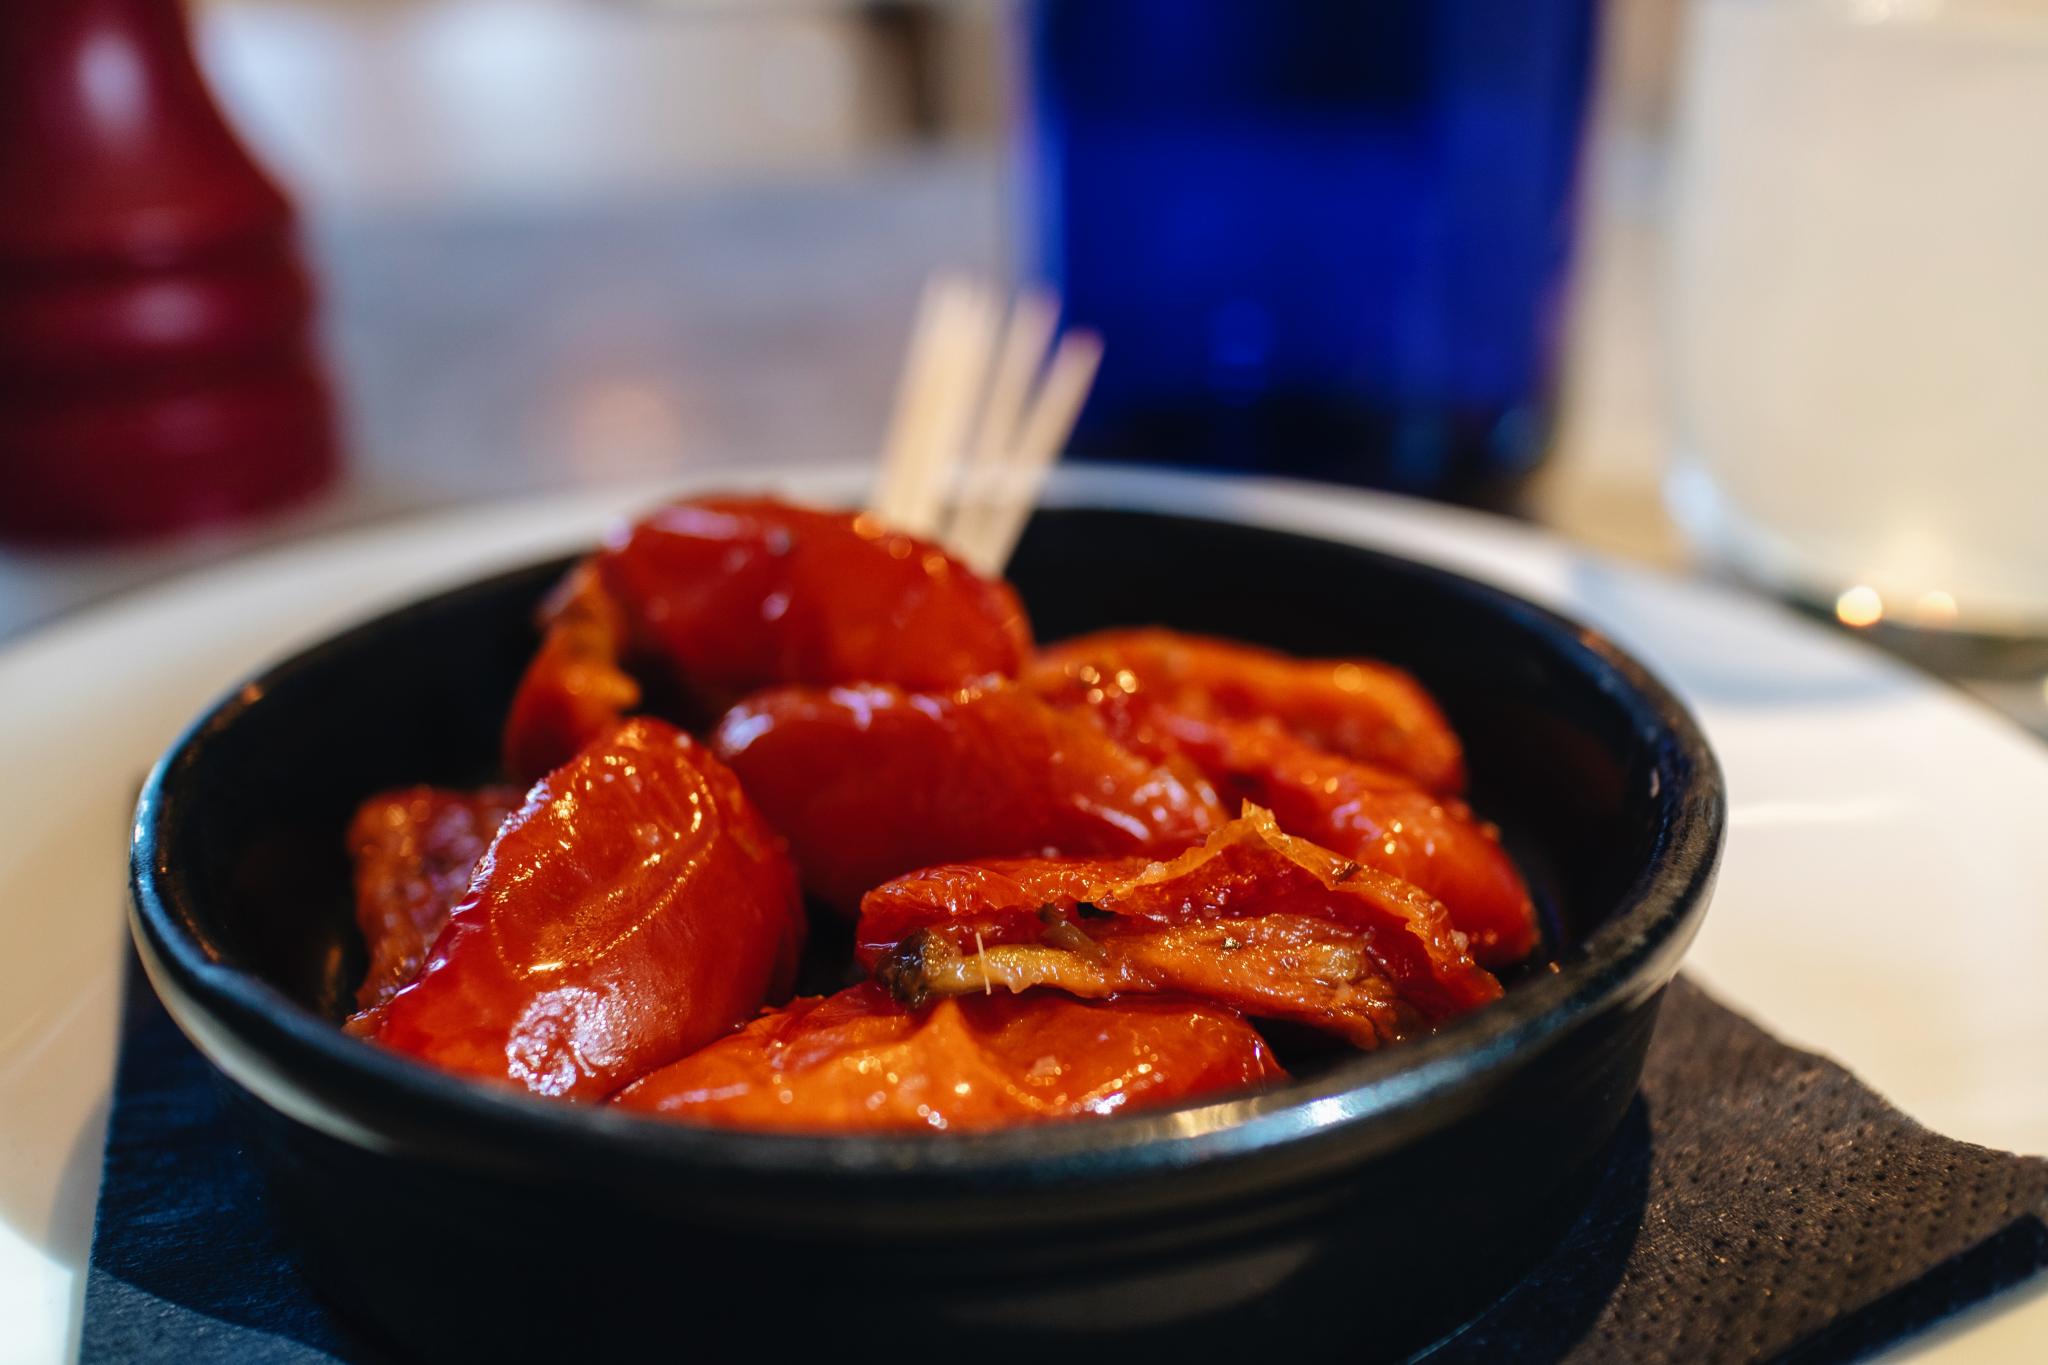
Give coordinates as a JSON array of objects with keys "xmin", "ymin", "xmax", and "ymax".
[
  {"xmin": 611, "ymin": 981, "xmax": 1283, "ymax": 1131},
  {"xmin": 346, "ymin": 785, "xmax": 522, "ymax": 1013},
  {"xmin": 856, "ymin": 807, "xmax": 1502, "ymax": 1048},
  {"xmin": 503, "ymin": 498, "xmax": 1033, "ymax": 778},
  {"xmin": 712, "ymin": 679, "xmax": 1227, "ymax": 912},
  {"xmin": 1026, "ymin": 630, "xmax": 1536, "ymax": 965},
  {"xmin": 1030, "ymin": 628, "xmax": 1466, "ymax": 795},
  {"xmin": 1025, "ymin": 687, "xmax": 1537, "ymax": 966},
  {"xmin": 1166, "ymin": 718, "xmax": 1537, "ymax": 966},
  {"xmin": 603, "ymin": 498, "xmax": 1031, "ymax": 695},
  {"xmin": 369, "ymin": 718, "xmax": 806, "ymax": 1100}
]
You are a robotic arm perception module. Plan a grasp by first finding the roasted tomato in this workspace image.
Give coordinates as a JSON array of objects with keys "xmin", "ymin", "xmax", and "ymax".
[
  {"xmin": 1169, "ymin": 720, "xmax": 1536, "ymax": 966},
  {"xmin": 611, "ymin": 981, "xmax": 1282, "ymax": 1131},
  {"xmin": 1029, "ymin": 628, "xmax": 1466, "ymax": 795},
  {"xmin": 857, "ymin": 807, "xmax": 1502, "ymax": 1049},
  {"xmin": 503, "ymin": 497, "xmax": 1032, "ymax": 778},
  {"xmin": 365, "ymin": 718, "xmax": 806, "ymax": 1099},
  {"xmin": 346, "ymin": 785, "xmax": 522, "ymax": 1012},
  {"xmin": 501, "ymin": 564, "xmax": 642, "ymax": 781},
  {"xmin": 712, "ymin": 680, "xmax": 1227, "ymax": 912},
  {"xmin": 1023, "ymin": 687, "xmax": 1537, "ymax": 966}
]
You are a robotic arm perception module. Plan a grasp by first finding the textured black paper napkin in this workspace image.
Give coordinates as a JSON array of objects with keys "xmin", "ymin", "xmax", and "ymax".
[
  {"xmin": 1428, "ymin": 977, "xmax": 2048, "ymax": 1363},
  {"xmin": 81, "ymin": 968, "xmax": 2048, "ymax": 1364}
]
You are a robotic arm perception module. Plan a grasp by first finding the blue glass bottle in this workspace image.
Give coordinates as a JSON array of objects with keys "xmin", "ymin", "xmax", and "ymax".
[{"xmin": 1022, "ymin": 0, "xmax": 1598, "ymax": 506}]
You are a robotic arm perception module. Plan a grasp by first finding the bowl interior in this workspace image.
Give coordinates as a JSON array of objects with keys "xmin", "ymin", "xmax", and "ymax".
[{"xmin": 157, "ymin": 506, "xmax": 1682, "ymax": 1044}]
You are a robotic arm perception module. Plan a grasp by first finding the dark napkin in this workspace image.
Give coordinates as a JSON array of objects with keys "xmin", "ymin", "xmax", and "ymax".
[
  {"xmin": 1429, "ymin": 977, "xmax": 2048, "ymax": 1363},
  {"xmin": 81, "ymin": 969, "xmax": 2048, "ymax": 1364}
]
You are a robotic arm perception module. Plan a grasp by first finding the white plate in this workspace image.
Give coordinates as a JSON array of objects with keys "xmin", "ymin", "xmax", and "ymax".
[{"xmin": 2, "ymin": 465, "xmax": 2043, "ymax": 1364}]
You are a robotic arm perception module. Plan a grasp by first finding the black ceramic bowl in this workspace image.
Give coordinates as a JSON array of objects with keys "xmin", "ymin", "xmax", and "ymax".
[{"xmin": 130, "ymin": 505, "xmax": 1722, "ymax": 1362}]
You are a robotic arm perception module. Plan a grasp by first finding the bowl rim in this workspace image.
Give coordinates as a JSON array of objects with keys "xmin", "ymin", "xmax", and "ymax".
[{"xmin": 129, "ymin": 500, "xmax": 1725, "ymax": 1191}]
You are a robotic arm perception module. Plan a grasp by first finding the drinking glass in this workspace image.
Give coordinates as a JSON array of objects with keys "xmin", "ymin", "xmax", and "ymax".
[
  {"xmin": 1022, "ymin": 0, "xmax": 1599, "ymax": 506},
  {"xmin": 1666, "ymin": 0, "xmax": 2048, "ymax": 635}
]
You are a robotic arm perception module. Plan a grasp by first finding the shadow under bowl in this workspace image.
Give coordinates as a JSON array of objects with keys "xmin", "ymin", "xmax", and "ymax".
[{"xmin": 130, "ymin": 505, "xmax": 1723, "ymax": 1361}]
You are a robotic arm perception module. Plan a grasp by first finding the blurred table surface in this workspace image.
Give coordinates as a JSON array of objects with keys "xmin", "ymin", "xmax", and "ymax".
[{"xmin": 1, "ymin": 0, "xmax": 2040, "ymax": 738}]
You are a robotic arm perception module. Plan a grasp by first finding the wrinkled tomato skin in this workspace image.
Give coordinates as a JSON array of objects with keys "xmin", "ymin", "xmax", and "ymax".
[
  {"xmin": 713, "ymin": 681, "xmax": 1226, "ymax": 913},
  {"xmin": 611, "ymin": 982, "xmax": 1283, "ymax": 1131},
  {"xmin": 856, "ymin": 810, "xmax": 1502, "ymax": 1034},
  {"xmin": 1031, "ymin": 628, "xmax": 1466, "ymax": 795},
  {"xmin": 1196, "ymin": 724, "xmax": 1540, "ymax": 970},
  {"xmin": 1026, "ymin": 639, "xmax": 1536, "ymax": 966},
  {"xmin": 1138, "ymin": 715, "xmax": 1536, "ymax": 966},
  {"xmin": 369, "ymin": 718, "xmax": 806, "ymax": 1100},
  {"xmin": 346, "ymin": 786, "xmax": 522, "ymax": 1013},
  {"xmin": 1097, "ymin": 813, "xmax": 1500, "ymax": 1018},
  {"xmin": 501, "ymin": 565, "xmax": 642, "ymax": 781},
  {"xmin": 602, "ymin": 498, "xmax": 1031, "ymax": 700},
  {"xmin": 855, "ymin": 857, "xmax": 1144, "ymax": 966}
]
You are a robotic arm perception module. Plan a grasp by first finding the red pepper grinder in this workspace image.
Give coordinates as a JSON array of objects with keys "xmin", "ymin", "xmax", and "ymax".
[{"xmin": 0, "ymin": 0, "xmax": 337, "ymax": 545}]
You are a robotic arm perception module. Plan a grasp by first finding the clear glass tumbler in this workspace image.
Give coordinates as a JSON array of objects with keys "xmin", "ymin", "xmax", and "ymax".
[{"xmin": 1665, "ymin": 0, "xmax": 2048, "ymax": 635}]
